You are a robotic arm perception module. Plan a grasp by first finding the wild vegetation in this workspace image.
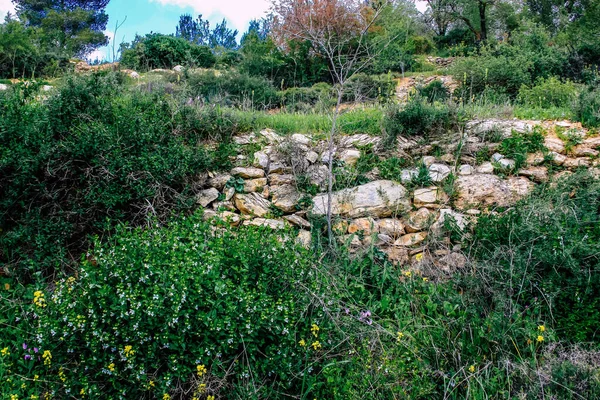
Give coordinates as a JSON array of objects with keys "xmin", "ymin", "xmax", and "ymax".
[{"xmin": 0, "ymin": 0, "xmax": 599, "ymax": 399}]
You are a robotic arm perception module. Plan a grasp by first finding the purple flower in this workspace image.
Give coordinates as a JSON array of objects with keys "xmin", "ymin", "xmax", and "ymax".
[
  {"xmin": 24, "ymin": 354, "xmax": 31, "ymax": 360},
  {"xmin": 33, "ymin": 347, "xmax": 39, "ymax": 353},
  {"xmin": 22, "ymin": 343, "xmax": 27, "ymax": 350}
]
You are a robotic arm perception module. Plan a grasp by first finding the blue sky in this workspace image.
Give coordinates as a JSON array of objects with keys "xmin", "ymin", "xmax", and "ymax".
[{"xmin": 0, "ymin": 0, "xmax": 428, "ymax": 62}]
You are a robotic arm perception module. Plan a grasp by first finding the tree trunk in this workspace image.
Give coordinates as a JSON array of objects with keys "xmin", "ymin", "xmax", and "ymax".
[
  {"xmin": 479, "ymin": 0, "xmax": 488, "ymax": 42},
  {"xmin": 326, "ymin": 86, "xmax": 343, "ymax": 247}
]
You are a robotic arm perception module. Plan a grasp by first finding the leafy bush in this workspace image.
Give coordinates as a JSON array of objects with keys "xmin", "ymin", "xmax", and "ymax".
[
  {"xmin": 279, "ymin": 82, "xmax": 334, "ymax": 112},
  {"xmin": 417, "ymin": 80, "xmax": 450, "ymax": 103},
  {"xmin": 185, "ymin": 70, "xmax": 279, "ymax": 109},
  {"xmin": 120, "ymin": 33, "xmax": 216, "ymax": 71},
  {"xmin": 498, "ymin": 126, "xmax": 546, "ymax": 169},
  {"xmin": 469, "ymin": 171, "xmax": 600, "ymax": 342},
  {"xmin": 343, "ymin": 73, "xmax": 396, "ymax": 103},
  {"xmin": 0, "ymin": 73, "xmax": 231, "ymax": 279},
  {"xmin": 518, "ymin": 76, "xmax": 580, "ymax": 108},
  {"xmin": 382, "ymin": 97, "xmax": 459, "ymax": 144},
  {"xmin": 576, "ymin": 86, "xmax": 600, "ymax": 127}
]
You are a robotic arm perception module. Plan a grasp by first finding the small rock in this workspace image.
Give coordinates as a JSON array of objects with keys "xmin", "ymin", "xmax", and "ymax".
[
  {"xmin": 429, "ymin": 163, "xmax": 452, "ymax": 182},
  {"xmin": 231, "ymin": 167, "xmax": 265, "ymax": 179},
  {"xmin": 333, "ymin": 220, "xmax": 349, "ymax": 235},
  {"xmin": 340, "ymin": 134, "xmax": 381, "ymax": 147},
  {"xmin": 339, "ymin": 234, "xmax": 363, "ymax": 247},
  {"xmin": 42, "ymin": 85, "xmax": 54, "ymax": 91},
  {"xmin": 394, "ymin": 232, "xmax": 428, "ymax": 247},
  {"xmin": 518, "ymin": 167, "xmax": 548, "ymax": 183},
  {"xmin": 196, "ymin": 188, "xmax": 220, "ymax": 207},
  {"xmin": 383, "ymin": 247, "xmax": 409, "ymax": 265},
  {"xmin": 244, "ymin": 178, "xmax": 267, "ymax": 193},
  {"xmin": 378, "ymin": 219, "xmax": 405, "ymax": 238},
  {"xmin": 234, "ymin": 193, "xmax": 272, "ymax": 217},
  {"xmin": 321, "ymin": 149, "xmax": 337, "ymax": 164},
  {"xmin": 413, "ymin": 187, "xmax": 449, "ymax": 208},
  {"xmin": 476, "ymin": 162, "xmax": 494, "ymax": 174},
  {"xmin": 306, "ymin": 151, "xmax": 319, "ymax": 164},
  {"xmin": 291, "ymin": 133, "xmax": 311, "ymax": 145},
  {"xmin": 234, "ymin": 134, "xmax": 257, "ymax": 145},
  {"xmin": 217, "ymin": 211, "xmax": 241, "ymax": 226},
  {"xmin": 347, "ymin": 218, "xmax": 377, "ymax": 235},
  {"xmin": 572, "ymin": 146, "xmax": 599, "ymax": 157},
  {"xmin": 268, "ymin": 163, "xmax": 288, "ymax": 174},
  {"xmin": 431, "ymin": 209, "xmax": 468, "ymax": 236},
  {"xmin": 212, "ymin": 201, "xmax": 236, "ymax": 212},
  {"xmin": 208, "ymin": 174, "xmax": 231, "ymax": 191},
  {"xmin": 339, "ymin": 149, "xmax": 361, "ymax": 167},
  {"xmin": 422, "ymin": 156, "xmax": 436, "ymax": 167},
  {"xmin": 527, "ymin": 152, "xmax": 546, "ymax": 166},
  {"xmin": 269, "ymin": 174, "xmax": 295, "ymax": 186},
  {"xmin": 173, "ymin": 65, "xmax": 184, "ymax": 72},
  {"xmin": 545, "ymin": 136, "xmax": 565, "ymax": 153},
  {"xmin": 224, "ymin": 187, "xmax": 236, "ymax": 201},
  {"xmin": 564, "ymin": 157, "xmax": 591, "ymax": 168},
  {"xmin": 491, "ymin": 153, "xmax": 504, "ymax": 162},
  {"xmin": 244, "ymin": 218, "xmax": 286, "ymax": 230},
  {"xmin": 548, "ymin": 152, "xmax": 567, "ymax": 166},
  {"xmin": 459, "ymin": 165, "xmax": 475, "ymax": 175},
  {"xmin": 405, "ymin": 208, "xmax": 433, "ymax": 233},
  {"xmin": 401, "ymin": 168, "xmax": 419, "ymax": 183},
  {"xmin": 271, "ymin": 184, "xmax": 301, "ymax": 213},
  {"xmin": 284, "ymin": 214, "xmax": 311, "ymax": 228},
  {"xmin": 0, "ymin": 83, "xmax": 8, "ymax": 90},
  {"xmin": 439, "ymin": 154, "xmax": 455, "ymax": 163},
  {"xmin": 259, "ymin": 129, "xmax": 283, "ymax": 144},
  {"xmin": 253, "ymin": 152, "xmax": 270, "ymax": 169},
  {"xmin": 297, "ymin": 230, "xmax": 312, "ymax": 248},
  {"xmin": 498, "ymin": 158, "xmax": 516, "ymax": 170}
]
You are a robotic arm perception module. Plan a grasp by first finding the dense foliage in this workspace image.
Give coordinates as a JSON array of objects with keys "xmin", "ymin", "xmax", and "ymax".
[{"xmin": 0, "ymin": 73, "xmax": 233, "ymax": 279}]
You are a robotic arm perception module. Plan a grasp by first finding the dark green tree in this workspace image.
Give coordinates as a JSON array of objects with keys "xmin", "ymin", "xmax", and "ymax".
[{"xmin": 12, "ymin": 0, "xmax": 110, "ymax": 57}]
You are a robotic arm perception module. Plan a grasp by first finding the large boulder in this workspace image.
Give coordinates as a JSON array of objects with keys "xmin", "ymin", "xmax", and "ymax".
[
  {"xmin": 196, "ymin": 188, "xmax": 220, "ymax": 207},
  {"xmin": 455, "ymin": 174, "xmax": 534, "ymax": 210},
  {"xmin": 312, "ymin": 180, "xmax": 410, "ymax": 218},
  {"xmin": 231, "ymin": 167, "xmax": 265, "ymax": 179}
]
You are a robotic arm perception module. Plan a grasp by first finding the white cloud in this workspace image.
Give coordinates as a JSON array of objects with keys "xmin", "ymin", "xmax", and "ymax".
[
  {"xmin": 0, "ymin": 0, "xmax": 15, "ymax": 20},
  {"xmin": 150, "ymin": 0, "xmax": 270, "ymax": 32}
]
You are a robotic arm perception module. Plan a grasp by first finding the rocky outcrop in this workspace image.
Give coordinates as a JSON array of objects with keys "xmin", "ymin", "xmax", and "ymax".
[{"xmin": 455, "ymin": 174, "xmax": 534, "ymax": 209}]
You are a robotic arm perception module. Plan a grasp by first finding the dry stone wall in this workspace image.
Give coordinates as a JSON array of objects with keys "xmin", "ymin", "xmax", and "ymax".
[{"xmin": 199, "ymin": 121, "xmax": 600, "ymax": 275}]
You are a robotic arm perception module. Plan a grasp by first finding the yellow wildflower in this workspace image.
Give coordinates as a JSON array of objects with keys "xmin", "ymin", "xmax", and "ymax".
[
  {"xmin": 468, "ymin": 365, "xmax": 475, "ymax": 373},
  {"xmin": 538, "ymin": 325, "xmax": 545, "ymax": 332},
  {"xmin": 311, "ymin": 341, "xmax": 322, "ymax": 350},
  {"xmin": 298, "ymin": 339, "xmax": 306, "ymax": 347},
  {"xmin": 80, "ymin": 389, "xmax": 85, "ymax": 395},
  {"xmin": 162, "ymin": 394, "xmax": 171, "ymax": 400},
  {"xmin": 1, "ymin": 347, "xmax": 9, "ymax": 356},
  {"xmin": 197, "ymin": 364, "xmax": 207, "ymax": 377},
  {"xmin": 403, "ymin": 271, "xmax": 412, "ymax": 277},
  {"xmin": 10, "ymin": 395, "xmax": 18, "ymax": 400},
  {"xmin": 198, "ymin": 383, "xmax": 206, "ymax": 392},
  {"xmin": 536, "ymin": 335, "xmax": 544, "ymax": 343},
  {"xmin": 149, "ymin": 380, "xmax": 155, "ymax": 388},
  {"xmin": 396, "ymin": 332, "xmax": 404, "ymax": 343},
  {"xmin": 415, "ymin": 253, "xmax": 424, "ymax": 262},
  {"xmin": 58, "ymin": 367, "xmax": 66, "ymax": 382},
  {"xmin": 34, "ymin": 375, "xmax": 39, "ymax": 381},
  {"xmin": 33, "ymin": 291, "xmax": 46, "ymax": 308},
  {"xmin": 42, "ymin": 350, "xmax": 52, "ymax": 366},
  {"xmin": 30, "ymin": 395, "xmax": 38, "ymax": 400},
  {"xmin": 107, "ymin": 363, "xmax": 115, "ymax": 372},
  {"xmin": 123, "ymin": 345, "xmax": 135, "ymax": 358},
  {"xmin": 422, "ymin": 277, "xmax": 428, "ymax": 282},
  {"xmin": 311, "ymin": 324, "xmax": 320, "ymax": 337},
  {"xmin": 4, "ymin": 283, "xmax": 10, "ymax": 290},
  {"xmin": 207, "ymin": 396, "xmax": 215, "ymax": 400}
]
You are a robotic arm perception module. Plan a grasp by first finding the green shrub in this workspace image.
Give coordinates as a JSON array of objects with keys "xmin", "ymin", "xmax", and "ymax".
[
  {"xmin": 120, "ymin": 33, "xmax": 216, "ymax": 71},
  {"xmin": 518, "ymin": 76, "xmax": 580, "ymax": 108},
  {"xmin": 382, "ymin": 97, "xmax": 459, "ymax": 144},
  {"xmin": 343, "ymin": 73, "xmax": 396, "ymax": 103},
  {"xmin": 279, "ymin": 82, "xmax": 334, "ymax": 112},
  {"xmin": 417, "ymin": 80, "xmax": 450, "ymax": 103},
  {"xmin": 0, "ymin": 73, "xmax": 231, "ymax": 279},
  {"xmin": 185, "ymin": 70, "xmax": 279, "ymax": 109},
  {"xmin": 576, "ymin": 86, "xmax": 600, "ymax": 127},
  {"xmin": 378, "ymin": 157, "xmax": 409, "ymax": 181},
  {"xmin": 498, "ymin": 126, "xmax": 546, "ymax": 170},
  {"xmin": 469, "ymin": 171, "xmax": 600, "ymax": 342}
]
